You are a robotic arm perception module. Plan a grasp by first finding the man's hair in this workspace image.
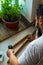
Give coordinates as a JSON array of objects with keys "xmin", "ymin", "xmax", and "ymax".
[{"xmin": 37, "ymin": 4, "xmax": 43, "ymax": 16}]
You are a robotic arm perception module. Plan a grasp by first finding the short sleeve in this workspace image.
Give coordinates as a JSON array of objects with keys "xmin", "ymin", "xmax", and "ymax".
[{"xmin": 18, "ymin": 41, "xmax": 40, "ymax": 65}]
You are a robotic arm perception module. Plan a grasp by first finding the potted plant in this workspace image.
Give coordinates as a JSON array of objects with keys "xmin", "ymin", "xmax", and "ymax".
[{"xmin": 0, "ymin": 0, "xmax": 22, "ymax": 29}]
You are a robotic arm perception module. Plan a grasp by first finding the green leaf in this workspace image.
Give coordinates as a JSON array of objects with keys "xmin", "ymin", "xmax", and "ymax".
[{"xmin": 0, "ymin": 0, "xmax": 22, "ymax": 22}]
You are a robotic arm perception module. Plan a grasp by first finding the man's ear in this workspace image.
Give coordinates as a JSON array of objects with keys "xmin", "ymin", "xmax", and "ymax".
[{"xmin": 40, "ymin": 21, "xmax": 43, "ymax": 25}]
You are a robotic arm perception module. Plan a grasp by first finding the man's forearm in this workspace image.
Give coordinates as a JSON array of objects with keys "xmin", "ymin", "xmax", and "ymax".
[
  {"xmin": 7, "ymin": 50, "xmax": 20, "ymax": 65},
  {"xmin": 9, "ymin": 54, "xmax": 20, "ymax": 65}
]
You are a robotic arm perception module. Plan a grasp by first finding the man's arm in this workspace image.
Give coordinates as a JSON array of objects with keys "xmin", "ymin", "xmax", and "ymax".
[
  {"xmin": 7, "ymin": 40, "xmax": 40, "ymax": 65},
  {"xmin": 7, "ymin": 49, "xmax": 20, "ymax": 65}
]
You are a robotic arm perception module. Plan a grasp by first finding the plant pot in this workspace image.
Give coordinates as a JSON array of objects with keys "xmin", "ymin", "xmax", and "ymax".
[{"xmin": 2, "ymin": 19, "xmax": 19, "ymax": 29}]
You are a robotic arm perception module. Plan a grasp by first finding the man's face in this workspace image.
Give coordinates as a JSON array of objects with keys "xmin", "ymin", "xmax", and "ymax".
[{"xmin": 38, "ymin": 16, "xmax": 43, "ymax": 32}]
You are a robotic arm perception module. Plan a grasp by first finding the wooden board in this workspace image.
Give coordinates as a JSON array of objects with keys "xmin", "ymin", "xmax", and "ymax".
[{"xmin": 0, "ymin": 20, "xmax": 31, "ymax": 42}]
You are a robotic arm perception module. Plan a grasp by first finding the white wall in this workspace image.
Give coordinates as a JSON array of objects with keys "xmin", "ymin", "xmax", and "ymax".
[
  {"xmin": 23, "ymin": 0, "xmax": 41, "ymax": 23},
  {"xmin": 25, "ymin": 0, "xmax": 33, "ymax": 23}
]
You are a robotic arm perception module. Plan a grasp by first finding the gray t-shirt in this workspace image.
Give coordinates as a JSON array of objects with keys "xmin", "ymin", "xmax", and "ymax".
[{"xmin": 18, "ymin": 34, "xmax": 43, "ymax": 65}]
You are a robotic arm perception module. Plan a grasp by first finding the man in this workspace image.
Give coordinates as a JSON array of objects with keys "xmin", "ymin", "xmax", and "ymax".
[{"xmin": 7, "ymin": 5, "xmax": 43, "ymax": 65}]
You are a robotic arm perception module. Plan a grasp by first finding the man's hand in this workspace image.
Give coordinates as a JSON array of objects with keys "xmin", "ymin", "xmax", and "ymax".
[
  {"xmin": 7, "ymin": 49, "xmax": 19, "ymax": 65},
  {"xmin": 7, "ymin": 49, "xmax": 13, "ymax": 57},
  {"xmin": 28, "ymin": 35, "xmax": 35, "ymax": 41}
]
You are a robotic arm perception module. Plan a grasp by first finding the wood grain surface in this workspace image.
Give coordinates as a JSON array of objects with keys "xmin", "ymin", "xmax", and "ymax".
[{"xmin": 0, "ymin": 21, "xmax": 29, "ymax": 42}]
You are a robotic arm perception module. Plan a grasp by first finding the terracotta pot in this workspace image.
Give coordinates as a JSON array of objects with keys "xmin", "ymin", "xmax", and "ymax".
[{"xmin": 2, "ymin": 19, "xmax": 19, "ymax": 29}]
